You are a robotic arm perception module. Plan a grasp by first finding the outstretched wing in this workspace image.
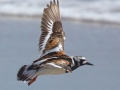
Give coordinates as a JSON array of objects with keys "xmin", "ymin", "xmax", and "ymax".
[{"xmin": 39, "ymin": 0, "xmax": 65, "ymax": 56}]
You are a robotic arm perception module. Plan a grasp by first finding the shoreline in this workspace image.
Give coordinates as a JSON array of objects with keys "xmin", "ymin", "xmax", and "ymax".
[{"xmin": 1, "ymin": 14, "xmax": 120, "ymax": 27}]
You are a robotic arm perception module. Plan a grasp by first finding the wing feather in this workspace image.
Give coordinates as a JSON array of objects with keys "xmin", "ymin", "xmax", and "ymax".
[{"xmin": 39, "ymin": 0, "xmax": 65, "ymax": 56}]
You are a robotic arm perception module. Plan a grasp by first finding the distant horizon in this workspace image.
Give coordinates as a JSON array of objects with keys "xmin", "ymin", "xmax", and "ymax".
[{"xmin": 0, "ymin": 0, "xmax": 120, "ymax": 25}]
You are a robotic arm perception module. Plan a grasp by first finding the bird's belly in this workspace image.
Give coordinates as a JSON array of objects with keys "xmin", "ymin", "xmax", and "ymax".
[{"xmin": 36, "ymin": 67, "xmax": 65, "ymax": 76}]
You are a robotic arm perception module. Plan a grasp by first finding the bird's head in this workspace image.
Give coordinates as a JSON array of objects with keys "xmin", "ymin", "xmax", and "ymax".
[{"xmin": 73, "ymin": 56, "xmax": 94, "ymax": 66}]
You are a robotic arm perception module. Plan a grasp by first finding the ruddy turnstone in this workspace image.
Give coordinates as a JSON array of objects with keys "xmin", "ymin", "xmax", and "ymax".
[{"xmin": 17, "ymin": 0, "xmax": 94, "ymax": 86}]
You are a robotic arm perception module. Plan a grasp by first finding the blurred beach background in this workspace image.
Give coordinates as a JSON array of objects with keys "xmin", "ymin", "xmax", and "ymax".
[{"xmin": 0, "ymin": 0, "xmax": 120, "ymax": 90}]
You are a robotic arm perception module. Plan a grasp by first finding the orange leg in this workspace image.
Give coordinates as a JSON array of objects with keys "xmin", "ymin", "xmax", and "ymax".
[{"xmin": 28, "ymin": 76, "xmax": 38, "ymax": 86}]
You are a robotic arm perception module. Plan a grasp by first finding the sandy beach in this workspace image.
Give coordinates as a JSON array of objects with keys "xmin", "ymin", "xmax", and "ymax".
[{"xmin": 0, "ymin": 17, "xmax": 120, "ymax": 90}]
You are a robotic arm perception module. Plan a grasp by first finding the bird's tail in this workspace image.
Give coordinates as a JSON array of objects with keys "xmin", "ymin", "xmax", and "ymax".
[{"xmin": 17, "ymin": 65, "xmax": 38, "ymax": 85}]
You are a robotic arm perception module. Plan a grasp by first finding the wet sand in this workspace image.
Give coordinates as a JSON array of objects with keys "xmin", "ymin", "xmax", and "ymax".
[{"xmin": 0, "ymin": 17, "xmax": 120, "ymax": 90}]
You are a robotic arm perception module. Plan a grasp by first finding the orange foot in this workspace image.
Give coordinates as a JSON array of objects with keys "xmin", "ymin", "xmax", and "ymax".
[{"xmin": 28, "ymin": 76, "xmax": 38, "ymax": 86}]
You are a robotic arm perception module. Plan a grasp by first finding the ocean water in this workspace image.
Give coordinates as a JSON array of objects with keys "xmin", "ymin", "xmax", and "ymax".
[
  {"xmin": 0, "ymin": 0, "xmax": 120, "ymax": 24},
  {"xmin": 0, "ymin": 17, "xmax": 120, "ymax": 90}
]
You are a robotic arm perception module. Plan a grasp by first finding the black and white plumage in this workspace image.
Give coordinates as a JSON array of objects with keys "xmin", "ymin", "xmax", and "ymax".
[{"xmin": 17, "ymin": 0, "xmax": 93, "ymax": 86}]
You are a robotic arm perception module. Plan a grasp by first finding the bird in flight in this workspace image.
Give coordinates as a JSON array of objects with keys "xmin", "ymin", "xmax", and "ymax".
[{"xmin": 17, "ymin": 0, "xmax": 93, "ymax": 86}]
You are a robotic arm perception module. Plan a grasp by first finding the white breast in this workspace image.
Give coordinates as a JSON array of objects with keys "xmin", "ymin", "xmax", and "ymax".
[{"xmin": 36, "ymin": 66, "xmax": 65, "ymax": 76}]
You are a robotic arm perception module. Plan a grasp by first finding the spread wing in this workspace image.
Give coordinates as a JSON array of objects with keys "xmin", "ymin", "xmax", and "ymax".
[{"xmin": 39, "ymin": 0, "xmax": 65, "ymax": 56}]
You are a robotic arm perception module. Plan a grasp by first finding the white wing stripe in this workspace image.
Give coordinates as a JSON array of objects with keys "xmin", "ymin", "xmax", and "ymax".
[
  {"xmin": 34, "ymin": 57, "xmax": 58, "ymax": 65},
  {"xmin": 47, "ymin": 63, "xmax": 62, "ymax": 69},
  {"xmin": 41, "ymin": 43, "xmax": 63, "ymax": 57},
  {"xmin": 40, "ymin": 20, "xmax": 53, "ymax": 56},
  {"xmin": 34, "ymin": 59, "xmax": 47, "ymax": 65}
]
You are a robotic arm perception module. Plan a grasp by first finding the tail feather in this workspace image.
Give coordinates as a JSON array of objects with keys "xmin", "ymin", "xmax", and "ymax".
[{"xmin": 17, "ymin": 65, "xmax": 37, "ymax": 82}]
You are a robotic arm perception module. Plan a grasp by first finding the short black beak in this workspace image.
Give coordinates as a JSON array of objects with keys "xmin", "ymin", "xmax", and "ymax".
[{"xmin": 86, "ymin": 62, "xmax": 94, "ymax": 66}]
